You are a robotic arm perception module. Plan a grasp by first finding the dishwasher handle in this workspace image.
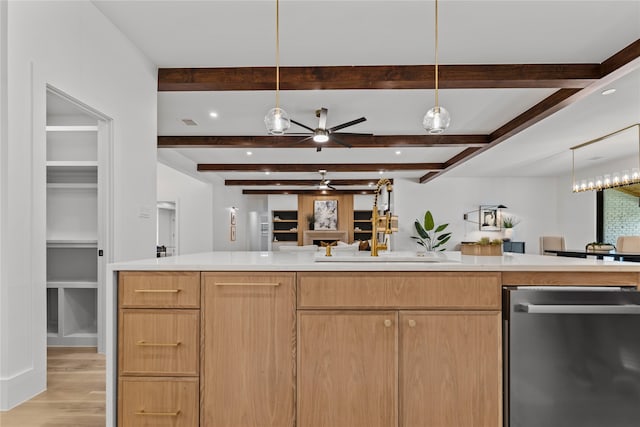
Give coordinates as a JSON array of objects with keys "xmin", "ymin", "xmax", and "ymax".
[{"xmin": 516, "ymin": 303, "xmax": 640, "ymax": 315}]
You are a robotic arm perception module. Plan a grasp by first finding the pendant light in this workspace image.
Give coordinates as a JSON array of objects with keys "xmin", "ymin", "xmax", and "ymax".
[
  {"xmin": 264, "ymin": 0, "xmax": 290, "ymax": 135},
  {"xmin": 423, "ymin": 0, "xmax": 450, "ymax": 134}
]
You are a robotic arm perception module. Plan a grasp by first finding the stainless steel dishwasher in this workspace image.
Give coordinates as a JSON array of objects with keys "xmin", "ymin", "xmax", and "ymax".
[{"xmin": 504, "ymin": 286, "xmax": 640, "ymax": 427}]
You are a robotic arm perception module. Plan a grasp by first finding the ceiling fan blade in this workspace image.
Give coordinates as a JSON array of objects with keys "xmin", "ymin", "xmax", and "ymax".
[
  {"xmin": 330, "ymin": 135, "xmax": 353, "ymax": 149},
  {"xmin": 318, "ymin": 107, "xmax": 328, "ymax": 130},
  {"xmin": 328, "ymin": 183, "xmax": 336, "ymax": 190},
  {"xmin": 328, "ymin": 117, "xmax": 366, "ymax": 133},
  {"xmin": 291, "ymin": 119, "xmax": 316, "ymax": 132}
]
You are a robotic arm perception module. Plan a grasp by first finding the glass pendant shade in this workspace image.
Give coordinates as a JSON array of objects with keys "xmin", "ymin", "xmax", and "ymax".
[
  {"xmin": 264, "ymin": 107, "xmax": 291, "ymax": 135},
  {"xmin": 423, "ymin": 106, "xmax": 451, "ymax": 134}
]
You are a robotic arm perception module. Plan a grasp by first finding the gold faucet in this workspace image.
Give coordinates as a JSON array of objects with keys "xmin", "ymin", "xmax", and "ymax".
[{"xmin": 370, "ymin": 178, "xmax": 398, "ymax": 256}]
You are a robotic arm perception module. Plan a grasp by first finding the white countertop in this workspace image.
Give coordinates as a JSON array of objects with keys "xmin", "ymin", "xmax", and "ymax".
[{"xmin": 107, "ymin": 251, "xmax": 640, "ymax": 272}]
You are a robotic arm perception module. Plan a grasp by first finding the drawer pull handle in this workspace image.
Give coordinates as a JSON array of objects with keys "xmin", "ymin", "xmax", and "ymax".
[
  {"xmin": 408, "ymin": 319, "xmax": 417, "ymax": 328},
  {"xmin": 214, "ymin": 282, "xmax": 280, "ymax": 287},
  {"xmin": 135, "ymin": 340, "xmax": 181, "ymax": 347},
  {"xmin": 134, "ymin": 289, "xmax": 181, "ymax": 293},
  {"xmin": 135, "ymin": 410, "xmax": 181, "ymax": 417},
  {"xmin": 384, "ymin": 319, "xmax": 392, "ymax": 327}
]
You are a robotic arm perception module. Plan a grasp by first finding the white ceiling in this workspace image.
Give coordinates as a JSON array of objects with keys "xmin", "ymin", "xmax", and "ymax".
[{"xmin": 92, "ymin": 0, "xmax": 640, "ymax": 185}]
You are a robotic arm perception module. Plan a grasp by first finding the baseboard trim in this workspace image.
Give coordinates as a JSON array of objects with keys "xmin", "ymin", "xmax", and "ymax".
[{"xmin": 0, "ymin": 367, "xmax": 46, "ymax": 411}]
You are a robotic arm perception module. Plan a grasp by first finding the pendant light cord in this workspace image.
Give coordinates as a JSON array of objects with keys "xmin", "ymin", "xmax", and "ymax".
[
  {"xmin": 434, "ymin": 0, "xmax": 439, "ymax": 108},
  {"xmin": 275, "ymin": 0, "xmax": 281, "ymax": 109}
]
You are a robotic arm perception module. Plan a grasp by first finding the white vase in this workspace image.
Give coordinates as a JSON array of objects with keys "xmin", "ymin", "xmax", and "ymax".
[{"xmin": 503, "ymin": 228, "xmax": 514, "ymax": 241}]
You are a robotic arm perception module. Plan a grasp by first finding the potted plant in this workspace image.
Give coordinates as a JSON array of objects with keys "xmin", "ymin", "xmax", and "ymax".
[
  {"xmin": 501, "ymin": 215, "xmax": 520, "ymax": 241},
  {"xmin": 306, "ymin": 214, "xmax": 315, "ymax": 230},
  {"xmin": 412, "ymin": 210, "xmax": 451, "ymax": 253}
]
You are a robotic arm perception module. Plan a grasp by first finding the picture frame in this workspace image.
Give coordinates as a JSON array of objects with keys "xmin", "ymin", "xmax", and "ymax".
[
  {"xmin": 314, "ymin": 200, "xmax": 338, "ymax": 230},
  {"xmin": 230, "ymin": 226, "xmax": 236, "ymax": 241},
  {"xmin": 479, "ymin": 205, "xmax": 501, "ymax": 231}
]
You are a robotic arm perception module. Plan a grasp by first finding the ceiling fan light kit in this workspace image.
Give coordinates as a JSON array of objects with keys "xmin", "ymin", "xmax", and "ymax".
[
  {"xmin": 423, "ymin": 0, "xmax": 451, "ymax": 134},
  {"xmin": 290, "ymin": 107, "xmax": 371, "ymax": 151},
  {"xmin": 264, "ymin": 0, "xmax": 291, "ymax": 135}
]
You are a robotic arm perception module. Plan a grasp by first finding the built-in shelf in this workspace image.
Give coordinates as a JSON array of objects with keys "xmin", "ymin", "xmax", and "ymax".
[
  {"xmin": 46, "ymin": 239, "xmax": 98, "ymax": 248},
  {"xmin": 353, "ymin": 210, "xmax": 373, "ymax": 241},
  {"xmin": 47, "ymin": 183, "xmax": 97, "ymax": 189},
  {"xmin": 272, "ymin": 210, "xmax": 298, "ymax": 243},
  {"xmin": 47, "ymin": 281, "xmax": 98, "ymax": 289},
  {"xmin": 46, "ymin": 125, "xmax": 98, "ymax": 132},
  {"xmin": 46, "ymin": 160, "xmax": 98, "ymax": 167}
]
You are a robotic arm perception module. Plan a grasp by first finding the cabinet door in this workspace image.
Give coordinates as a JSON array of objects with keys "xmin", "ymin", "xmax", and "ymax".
[
  {"xmin": 399, "ymin": 311, "xmax": 502, "ymax": 427},
  {"xmin": 298, "ymin": 311, "xmax": 397, "ymax": 427},
  {"xmin": 201, "ymin": 272, "xmax": 296, "ymax": 427}
]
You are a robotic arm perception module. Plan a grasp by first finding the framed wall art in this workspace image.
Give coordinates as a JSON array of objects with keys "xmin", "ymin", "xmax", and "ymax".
[
  {"xmin": 314, "ymin": 200, "xmax": 338, "ymax": 230},
  {"xmin": 479, "ymin": 205, "xmax": 501, "ymax": 231}
]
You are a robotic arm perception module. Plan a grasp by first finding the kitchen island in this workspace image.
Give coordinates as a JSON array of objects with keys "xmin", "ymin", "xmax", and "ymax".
[{"xmin": 106, "ymin": 251, "xmax": 640, "ymax": 427}]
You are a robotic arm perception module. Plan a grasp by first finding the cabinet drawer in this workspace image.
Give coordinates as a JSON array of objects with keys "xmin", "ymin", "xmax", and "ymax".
[
  {"xmin": 119, "ymin": 310, "xmax": 199, "ymax": 376},
  {"xmin": 119, "ymin": 377, "xmax": 198, "ymax": 427},
  {"xmin": 298, "ymin": 272, "xmax": 501, "ymax": 309},
  {"xmin": 119, "ymin": 271, "xmax": 200, "ymax": 308}
]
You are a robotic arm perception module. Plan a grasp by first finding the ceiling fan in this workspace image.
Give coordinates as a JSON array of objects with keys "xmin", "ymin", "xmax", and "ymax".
[
  {"xmin": 317, "ymin": 170, "xmax": 335, "ymax": 190},
  {"xmin": 291, "ymin": 107, "xmax": 372, "ymax": 152}
]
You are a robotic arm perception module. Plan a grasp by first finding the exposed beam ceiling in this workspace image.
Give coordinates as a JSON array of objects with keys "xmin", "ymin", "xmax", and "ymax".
[{"xmin": 160, "ymin": 39, "xmax": 640, "ymax": 188}]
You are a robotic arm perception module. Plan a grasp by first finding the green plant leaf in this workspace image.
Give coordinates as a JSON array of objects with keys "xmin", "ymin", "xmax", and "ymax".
[
  {"xmin": 436, "ymin": 232, "xmax": 451, "ymax": 241},
  {"xmin": 434, "ymin": 223, "xmax": 449, "ymax": 233},
  {"xmin": 414, "ymin": 220, "xmax": 429, "ymax": 239},
  {"xmin": 424, "ymin": 211, "xmax": 435, "ymax": 231}
]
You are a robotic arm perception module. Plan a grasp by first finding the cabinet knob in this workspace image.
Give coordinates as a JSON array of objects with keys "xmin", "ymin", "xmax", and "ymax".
[
  {"xmin": 384, "ymin": 319, "xmax": 392, "ymax": 327},
  {"xmin": 408, "ymin": 319, "xmax": 416, "ymax": 328}
]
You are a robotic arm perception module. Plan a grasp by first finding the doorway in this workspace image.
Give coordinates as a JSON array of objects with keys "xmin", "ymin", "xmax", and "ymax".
[
  {"xmin": 157, "ymin": 201, "xmax": 178, "ymax": 256},
  {"xmin": 45, "ymin": 86, "xmax": 112, "ymax": 355}
]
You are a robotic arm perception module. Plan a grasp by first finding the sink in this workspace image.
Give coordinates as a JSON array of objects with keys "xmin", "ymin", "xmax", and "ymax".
[{"xmin": 314, "ymin": 251, "xmax": 458, "ymax": 263}]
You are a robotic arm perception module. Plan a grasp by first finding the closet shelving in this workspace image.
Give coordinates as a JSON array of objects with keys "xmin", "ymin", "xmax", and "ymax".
[{"xmin": 46, "ymin": 122, "xmax": 99, "ymax": 346}]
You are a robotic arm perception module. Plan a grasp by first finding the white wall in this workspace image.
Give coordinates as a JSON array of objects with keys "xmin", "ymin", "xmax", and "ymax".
[
  {"xmin": 157, "ymin": 163, "xmax": 213, "ymax": 255},
  {"xmin": 1, "ymin": 1, "xmax": 157, "ymax": 410},
  {"xmin": 393, "ymin": 176, "xmax": 569, "ymax": 254}
]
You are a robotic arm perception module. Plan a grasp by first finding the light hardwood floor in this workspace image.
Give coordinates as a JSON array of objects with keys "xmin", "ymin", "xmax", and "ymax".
[{"xmin": 0, "ymin": 347, "xmax": 105, "ymax": 427}]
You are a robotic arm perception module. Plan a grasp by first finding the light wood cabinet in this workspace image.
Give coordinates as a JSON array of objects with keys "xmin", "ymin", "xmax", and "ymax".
[
  {"xmin": 298, "ymin": 311, "xmax": 398, "ymax": 427},
  {"xmin": 201, "ymin": 272, "xmax": 296, "ymax": 427},
  {"xmin": 118, "ymin": 272, "xmax": 200, "ymax": 427},
  {"xmin": 297, "ymin": 272, "xmax": 502, "ymax": 427},
  {"xmin": 399, "ymin": 311, "xmax": 501, "ymax": 427},
  {"xmin": 119, "ymin": 377, "xmax": 199, "ymax": 427}
]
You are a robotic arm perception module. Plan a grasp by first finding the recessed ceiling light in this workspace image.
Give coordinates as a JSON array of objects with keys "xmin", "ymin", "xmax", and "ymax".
[
  {"xmin": 209, "ymin": 111, "xmax": 219, "ymax": 118},
  {"xmin": 395, "ymin": 150, "xmax": 402, "ymax": 155},
  {"xmin": 368, "ymin": 182, "xmax": 374, "ymax": 187},
  {"xmin": 181, "ymin": 118, "xmax": 198, "ymax": 126},
  {"xmin": 246, "ymin": 151, "xmax": 253, "ymax": 156},
  {"xmin": 275, "ymin": 183, "xmax": 281, "ymax": 186},
  {"xmin": 379, "ymin": 170, "xmax": 384, "ymax": 175},
  {"xmin": 601, "ymin": 88, "xmax": 616, "ymax": 96},
  {"xmin": 265, "ymin": 171, "xmax": 271, "ymax": 175}
]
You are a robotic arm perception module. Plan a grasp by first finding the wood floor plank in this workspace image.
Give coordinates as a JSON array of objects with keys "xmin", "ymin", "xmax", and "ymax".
[{"xmin": 0, "ymin": 347, "xmax": 105, "ymax": 427}]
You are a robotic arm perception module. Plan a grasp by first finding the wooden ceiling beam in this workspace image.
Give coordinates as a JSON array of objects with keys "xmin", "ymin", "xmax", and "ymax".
[
  {"xmin": 242, "ymin": 189, "xmax": 376, "ymax": 195},
  {"xmin": 158, "ymin": 64, "xmax": 599, "ymax": 91},
  {"xmin": 197, "ymin": 163, "xmax": 444, "ymax": 172},
  {"xmin": 158, "ymin": 134, "xmax": 489, "ymax": 149},
  {"xmin": 226, "ymin": 179, "xmax": 390, "ymax": 186}
]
